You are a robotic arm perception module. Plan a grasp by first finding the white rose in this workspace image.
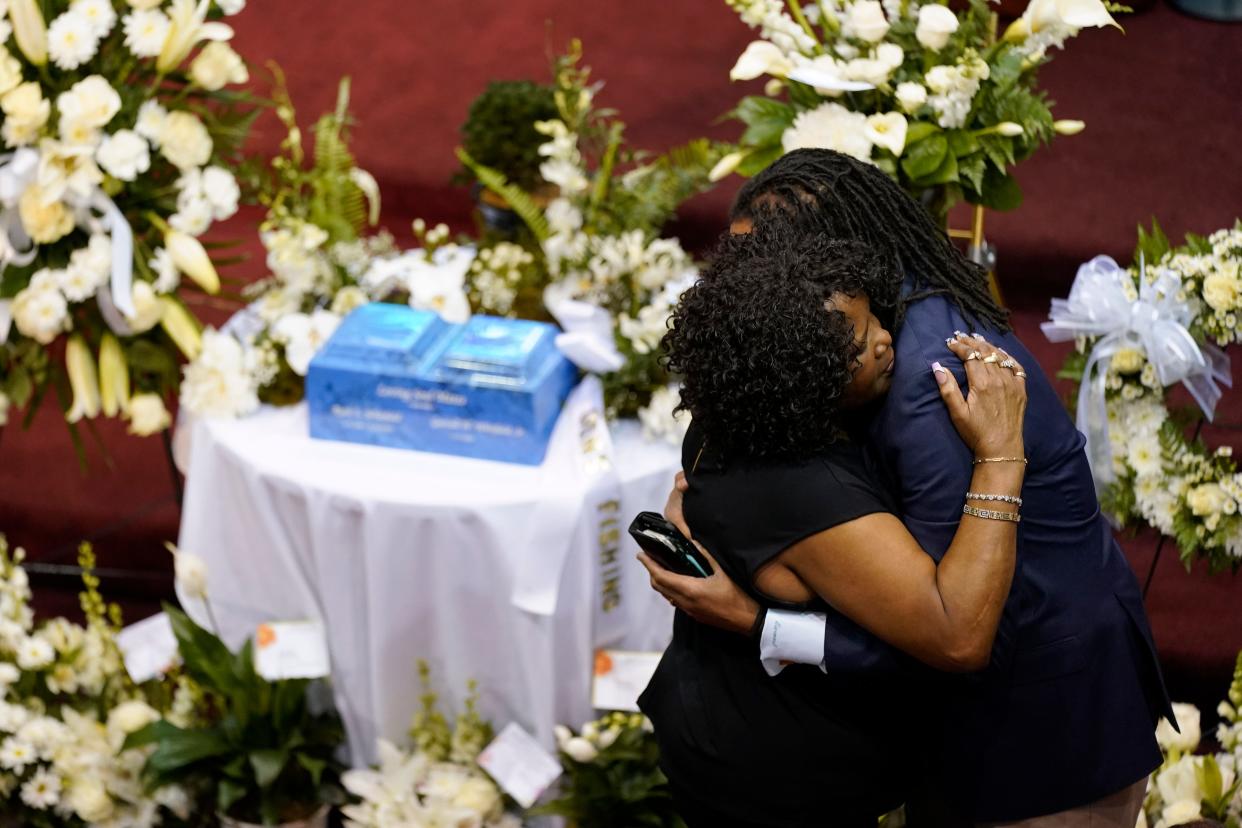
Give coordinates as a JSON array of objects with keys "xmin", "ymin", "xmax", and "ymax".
[
  {"xmin": 134, "ymin": 99, "xmax": 166, "ymax": 143},
  {"xmin": 875, "ymin": 42, "xmax": 903, "ymax": 69},
  {"xmin": 1186, "ymin": 484, "xmax": 1226, "ymax": 519},
  {"xmin": 1203, "ymin": 270, "xmax": 1240, "ymax": 312},
  {"xmin": 19, "ymin": 185, "xmax": 74, "ymax": 244},
  {"xmin": 158, "ymin": 111, "xmax": 213, "ymax": 170},
  {"xmin": 847, "ymin": 0, "xmax": 890, "ymax": 42},
  {"xmin": 895, "ymin": 82, "xmax": 928, "ymax": 113},
  {"xmin": 96, "ymin": 129, "xmax": 150, "ymax": 181},
  {"xmin": 202, "ymin": 166, "xmax": 239, "ymax": 219},
  {"xmin": 2, "ymin": 82, "xmax": 51, "ymax": 146},
  {"xmin": 67, "ymin": 776, "xmax": 113, "ymax": 823},
  {"xmin": 57, "ymin": 75, "xmax": 121, "ymax": 130},
  {"xmin": 0, "ymin": 49, "xmax": 22, "ymax": 96},
  {"xmin": 916, "ymin": 4, "xmax": 960, "ymax": 50},
  {"xmin": 190, "ymin": 41, "xmax": 247, "ymax": 91},
  {"xmin": 729, "ymin": 40, "xmax": 793, "ymax": 81},
  {"xmin": 127, "ymin": 392, "xmax": 171, "ymax": 436},
  {"xmin": 1156, "ymin": 703, "xmax": 1201, "ymax": 753},
  {"xmin": 865, "ymin": 112, "xmax": 908, "ymax": 156}
]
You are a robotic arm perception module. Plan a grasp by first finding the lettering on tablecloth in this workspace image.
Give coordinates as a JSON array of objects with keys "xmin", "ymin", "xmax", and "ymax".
[{"xmin": 598, "ymin": 500, "xmax": 621, "ymax": 613}]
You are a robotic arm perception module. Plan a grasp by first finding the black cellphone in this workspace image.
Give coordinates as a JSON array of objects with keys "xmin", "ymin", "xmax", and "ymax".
[{"xmin": 628, "ymin": 511, "xmax": 714, "ymax": 578}]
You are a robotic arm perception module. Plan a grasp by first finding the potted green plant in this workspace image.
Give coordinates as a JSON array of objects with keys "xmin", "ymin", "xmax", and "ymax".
[
  {"xmin": 125, "ymin": 606, "xmax": 346, "ymax": 827},
  {"xmin": 457, "ymin": 80, "xmax": 560, "ymax": 233}
]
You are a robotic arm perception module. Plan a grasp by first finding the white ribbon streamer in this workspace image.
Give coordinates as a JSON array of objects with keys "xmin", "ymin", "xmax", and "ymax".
[
  {"xmin": 0, "ymin": 299, "xmax": 10, "ymax": 343},
  {"xmin": 1042, "ymin": 255, "xmax": 1232, "ymax": 488},
  {"xmin": 543, "ymin": 281, "xmax": 625, "ymax": 374},
  {"xmin": 91, "ymin": 191, "xmax": 136, "ymax": 320},
  {"xmin": 0, "ymin": 150, "xmax": 39, "ymax": 344}
]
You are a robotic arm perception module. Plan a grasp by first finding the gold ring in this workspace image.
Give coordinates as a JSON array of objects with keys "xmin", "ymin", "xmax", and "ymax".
[
  {"xmin": 983, "ymin": 354, "xmax": 1000, "ymax": 364},
  {"xmin": 966, "ymin": 351, "xmax": 982, "ymax": 361},
  {"xmin": 1015, "ymin": 371, "xmax": 1027, "ymax": 379}
]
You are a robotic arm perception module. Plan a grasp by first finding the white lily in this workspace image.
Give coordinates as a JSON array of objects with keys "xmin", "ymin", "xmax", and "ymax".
[
  {"xmin": 157, "ymin": 0, "xmax": 234, "ymax": 73},
  {"xmin": 1054, "ymin": 119, "xmax": 1086, "ymax": 135},
  {"xmin": 729, "ymin": 40, "xmax": 793, "ymax": 81},
  {"xmin": 166, "ymin": 543, "xmax": 208, "ymax": 600},
  {"xmin": 709, "ymin": 150, "xmax": 746, "ymax": 182},
  {"xmin": 98, "ymin": 333, "xmax": 130, "ymax": 417},
  {"xmin": 1003, "ymin": 0, "xmax": 1119, "ymax": 42},
  {"xmin": 165, "ymin": 228, "xmax": 220, "ymax": 294},
  {"xmin": 9, "ymin": 0, "xmax": 48, "ymax": 67},
  {"xmin": 996, "ymin": 121, "xmax": 1025, "ymax": 136},
  {"xmin": 65, "ymin": 335, "xmax": 101, "ymax": 423},
  {"xmin": 865, "ymin": 112, "xmax": 908, "ymax": 156},
  {"xmin": 159, "ymin": 296, "xmax": 202, "ymax": 360}
]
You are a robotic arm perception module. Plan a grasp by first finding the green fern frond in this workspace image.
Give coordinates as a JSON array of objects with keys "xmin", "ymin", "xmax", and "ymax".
[
  {"xmin": 456, "ymin": 147, "xmax": 550, "ymax": 242},
  {"xmin": 308, "ymin": 78, "xmax": 367, "ymax": 241}
]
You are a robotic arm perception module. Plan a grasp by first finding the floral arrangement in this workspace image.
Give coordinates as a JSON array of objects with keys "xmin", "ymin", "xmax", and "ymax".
[
  {"xmin": 0, "ymin": 535, "xmax": 193, "ymax": 826},
  {"xmin": 341, "ymin": 663, "xmax": 519, "ymax": 828},
  {"xmin": 1048, "ymin": 221, "xmax": 1241, "ymax": 573},
  {"xmin": 457, "ymin": 41, "xmax": 724, "ymax": 433},
  {"xmin": 1140, "ymin": 651, "xmax": 1242, "ymax": 827},
  {"xmin": 716, "ymin": 0, "xmax": 1118, "ymax": 220},
  {"xmin": 534, "ymin": 711, "xmax": 684, "ymax": 828},
  {"xmin": 0, "ymin": 0, "xmax": 256, "ymax": 445}
]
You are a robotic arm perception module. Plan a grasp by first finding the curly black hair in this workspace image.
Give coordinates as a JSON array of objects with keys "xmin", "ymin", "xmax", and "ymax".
[
  {"xmin": 664, "ymin": 229, "xmax": 892, "ymax": 461},
  {"xmin": 731, "ymin": 148, "xmax": 1010, "ymax": 333}
]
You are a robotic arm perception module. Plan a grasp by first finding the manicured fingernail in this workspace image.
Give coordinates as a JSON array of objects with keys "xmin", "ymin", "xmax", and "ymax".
[
  {"xmin": 945, "ymin": 337, "xmax": 955, "ymax": 346},
  {"xmin": 932, "ymin": 361, "xmax": 947, "ymax": 383},
  {"xmin": 972, "ymin": 332, "xmax": 985, "ymax": 340}
]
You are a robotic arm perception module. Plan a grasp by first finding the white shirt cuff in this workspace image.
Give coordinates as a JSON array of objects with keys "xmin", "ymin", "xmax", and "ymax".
[{"xmin": 758, "ymin": 609, "xmax": 828, "ymax": 676}]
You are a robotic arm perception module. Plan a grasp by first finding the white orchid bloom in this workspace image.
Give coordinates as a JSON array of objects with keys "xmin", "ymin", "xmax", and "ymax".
[
  {"xmin": 157, "ymin": 0, "xmax": 234, "ymax": 73},
  {"xmin": 865, "ymin": 112, "xmax": 908, "ymax": 156},
  {"xmin": 729, "ymin": 40, "xmax": 793, "ymax": 81},
  {"xmin": 273, "ymin": 309, "xmax": 341, "ymax": 376},
  {"xmin": 65, "ymin": 335, "xmax": 101, "ymax": 423}
]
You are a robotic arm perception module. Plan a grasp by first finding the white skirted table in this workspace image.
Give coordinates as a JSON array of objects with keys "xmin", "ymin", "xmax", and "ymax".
[{"xmin": 174, "ymin": 379, "xmax": 678, "ymax": 765}]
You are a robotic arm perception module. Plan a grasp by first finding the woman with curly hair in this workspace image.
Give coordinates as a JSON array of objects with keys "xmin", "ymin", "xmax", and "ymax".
[{"xmin": 638, "ymin": 227, "xmax": 1029, "ymax": 827}]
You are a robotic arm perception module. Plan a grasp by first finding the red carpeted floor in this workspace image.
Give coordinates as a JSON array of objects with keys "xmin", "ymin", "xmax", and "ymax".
[{"xmin": 0, "ymin": 0, "xmax": 1239, "ymax": 713}]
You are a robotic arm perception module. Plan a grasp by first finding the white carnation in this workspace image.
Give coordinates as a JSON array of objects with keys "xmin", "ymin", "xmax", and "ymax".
[
  {"xmin": 190, "ymin": 41, "xmax": 248, "ymax": 90},
  {"xmin": 122, "ymin": 9, "xmax": 170, "ymax": 57},
  {"xmin": 180, "ymin": 329, "xmax": 260, "ymax": 418},
  {"xmin": 57, "ymin": 75, "xmax": 121, "ymax": 133},
  {"xmin": 0, "ymin": 49, "xmax": 23, "ymax": 97},
  {"xmin": 159, "ymin": 111, "xmax": 213, "ymax": 170},
  {"xmin": 134, "ymin": 99, "xmax": 167, "ymax": 143},
  {"xmin": 96, "ymin": 129, "xmax": 150, "ymax": 181},
  {"xmin": 2, "ymin": 82, "xmax": 51, "ymax": 146},
  {"xmin": 170, "ymin": 194, "xmax": 213, "ymax": 235},
  {"xmin": 202, "ymin": 166, "xmax": 240, "ymax": 219},
  {"xmin": 150, "ymin": 247, "xmax": 180, "ymax": 293},
  {"xmin": 57, "ymin": 261, "xmax": 101, "ymax": 302},
  {"xmin": 781, "ymin": 101, "xmax": 873, "ymax": 161},
  {"xmin": 11, "ymin": 277, "xmax": 69, "ymax": 344},
  {"xmin": 71, "ymin": 0, "xmax": 117, "ymax": 38},
  {"xmin": 47, "ymin": 12, "xmax": 99, "ymax": 71}
]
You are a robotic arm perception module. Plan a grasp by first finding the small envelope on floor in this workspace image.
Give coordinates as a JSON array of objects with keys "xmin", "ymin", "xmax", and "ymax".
[
  {"xmin": 116, "ymin": 612, "xmax": 179, "ymax": 683},
  {"xmin": 253, "ymin": 620, "xmax": 331, "ymax": 681},
  {"xmin": 477, "ymin": 722, "xmax": 563, "ymax": 808}
]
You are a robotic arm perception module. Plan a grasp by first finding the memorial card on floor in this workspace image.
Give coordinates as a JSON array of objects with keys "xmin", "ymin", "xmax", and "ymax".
[
  {"xmin": 477, "ymin": 723, "xmax": 563, "ymax": 808},
  {"xmin": 591, "ymin": 649, "xmax": 663, "ymax": 712}
]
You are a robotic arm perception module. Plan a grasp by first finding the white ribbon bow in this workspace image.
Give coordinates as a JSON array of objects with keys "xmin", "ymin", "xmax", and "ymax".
[
  {"xmin": 1042, "ymin": 255, "xmax": 1232, "ymax": 488},
  {"xmin": 543, "ymin": 280, "xmax": 625, "ymax": 374}
]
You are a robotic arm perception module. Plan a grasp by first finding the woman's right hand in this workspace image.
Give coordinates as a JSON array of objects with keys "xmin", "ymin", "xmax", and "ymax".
[{"xmin": 935, "ymin": 333, "xmax": 1027, "ymax": 457}]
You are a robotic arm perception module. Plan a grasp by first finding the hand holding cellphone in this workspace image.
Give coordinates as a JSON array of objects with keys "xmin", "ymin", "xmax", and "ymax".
[{"xmin": 628, "ymin": 511, "xmax": 713, "ymax": 578}]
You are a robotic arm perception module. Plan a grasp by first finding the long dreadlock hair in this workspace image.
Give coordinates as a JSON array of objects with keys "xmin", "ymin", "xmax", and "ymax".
[{"xmin": 731, "ymin": 148, "xmax": 1010, "ymax": 333}]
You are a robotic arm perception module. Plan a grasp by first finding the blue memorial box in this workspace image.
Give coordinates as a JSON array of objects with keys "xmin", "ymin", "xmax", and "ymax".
[{"xmin": 305, "ymin": 303, "xmax": 579, "ymax": 465}]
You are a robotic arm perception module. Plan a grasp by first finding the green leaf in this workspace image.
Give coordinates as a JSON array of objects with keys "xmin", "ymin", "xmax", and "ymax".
[
  {"xmin": 250, "ymin": 749, "xmax": 287, "ymax": 789},
  {"xmin": 737, "ymin": 143, "xmax": 785, "ymax": 177},
  {"xmin": 989, "ymin": 49, "xmax": 1025, "ymax": 93},
  {"xmin": 901, "ymin": 134, "xmax": 948, "ymax": 181},
  {"xmin": 456, "ymin": 148, "xmax": 550, "ymax": 242},
  {"xmin": 164, "ymin": 605, "xmax": 246, "ymax": 698},
  {"xmin": 731, "ymin": 96, "xmax": 795, "ymax": 130},
  {"xmin": 904, "ymin": 122, "xmax": 942, "ymax": 146},
  {"xmin": 922, "ymin": 151, "xmax": 959, "ymax": 186},
  {"xmin": 144, "ymin": 726, "xmax": 233, "ymax": 775},
  {"xmin": 1133, "ymin": 218, "xmax": 1172, "ymax": 268},
  {"xmin": 975, "ymin": 166, "xmax": 1024, "ymax": 211},
  {"xmin": 946, "ymin": 130, "xmax": 980, "ymax": 158},
  {"xmin": 296, "ymin": 753, "xmax": 327, "ymax": 788},
  {"xmin": 958, "ymin": 153, "xmax": 987, "ymax": 196},
  {"xmin": 217, "ymin": 778, "xmax": 247, "ymax": 815}
]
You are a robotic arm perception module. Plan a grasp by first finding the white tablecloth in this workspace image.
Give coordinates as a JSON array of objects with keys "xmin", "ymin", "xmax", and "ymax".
[{"xmin": 176, "ymin": 382, "xmax": 678, "ymax": 765}]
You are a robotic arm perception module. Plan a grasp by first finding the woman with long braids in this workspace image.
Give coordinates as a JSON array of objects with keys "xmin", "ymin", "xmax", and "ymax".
[{"xmin": 640, "ymin": 149, "xmax": 1171, "ymax": 827}]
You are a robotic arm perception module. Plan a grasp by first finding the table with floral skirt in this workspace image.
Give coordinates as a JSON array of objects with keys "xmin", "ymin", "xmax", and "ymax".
[{"xmin": 173, "ymin": 380, "xmax": 679, "ymax": 765}]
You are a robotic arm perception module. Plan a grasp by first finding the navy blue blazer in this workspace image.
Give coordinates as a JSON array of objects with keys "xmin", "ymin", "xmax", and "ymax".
[{"xmin": 820, "ymin": 290, "xmax": 1172, "ymax": 821}]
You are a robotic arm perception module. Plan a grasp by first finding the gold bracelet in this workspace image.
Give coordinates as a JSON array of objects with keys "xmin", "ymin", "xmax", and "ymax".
[
  {"xmin": 973, "ymin": 456, "xmax": 1027, "ymax": 465},
  {"xmin": 963, "ymin": 504, "xmax": 1021, "ymax": 523}
]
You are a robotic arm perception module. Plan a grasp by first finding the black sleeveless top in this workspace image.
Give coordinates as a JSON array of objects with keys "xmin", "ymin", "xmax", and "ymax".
[{"xmin": 639, "ymin": 422, "xmax": 920, "ymax": 827}]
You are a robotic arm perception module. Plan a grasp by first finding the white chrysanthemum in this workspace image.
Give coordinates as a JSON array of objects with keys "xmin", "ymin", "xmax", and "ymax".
[
  {"xmin": 71, "ymin": 0, "xmax": 117, "ymax": 38},
  {"xmin": 96, "ymin": 129, "xmax": 150, "ymax": 181},
  {"xmin": 57, "ymin": 262, "xmax": 100, "ymax": 302},
  {"xmin": 150, "ymin": 247, "xmax": 180, "ymax": 294},
  {"xmin": 273, "ymin": 309, "xmax": 341, "ymax": 376},
  {"xmin": 16, "ymin": 635, "xmax": 54, "ymax": 669},
  {"xmin": 158, "ymin": 110, "xmax": 213, "ymax": 170},
  {"xmin": 1126, "ymin": 436, "xmax": 1164, "ymax": 478},
  {"xmin": 638, "ymin": 385, "xmax": 689, "ymax": 445},
  {"xmin": 0, "ymin": 735, "xmax": 36, "ymax": 771},
  {"xmin": 781, "ymin": 101, "xmax": 873, "ymax": 161},
  {"xmin": 134, "ymin": 99, "xmax": 167, "ymax": 145},
  {"xmin": 180, "ymin": 329, "xmax": 260, "ymax": 418},
  {"xmin": 122, "ymin": 9, "xmax": 170, "ymax": 57},
  {"xmin": 20, "ymin": 767, "xmax": 61, "ymax": 810},
  {"xmin": 48, "ymin": 12, "xmax": 99, "ymax": 71},
  {"xmin": 201, "ymin": 166, "xmax": 240, "ymax": 219}
]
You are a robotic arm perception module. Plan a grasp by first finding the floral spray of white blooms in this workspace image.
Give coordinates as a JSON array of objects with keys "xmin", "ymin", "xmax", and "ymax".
[{"xmin": 0, "ymin": 0, "xmax": 258, "ymax": 446}]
